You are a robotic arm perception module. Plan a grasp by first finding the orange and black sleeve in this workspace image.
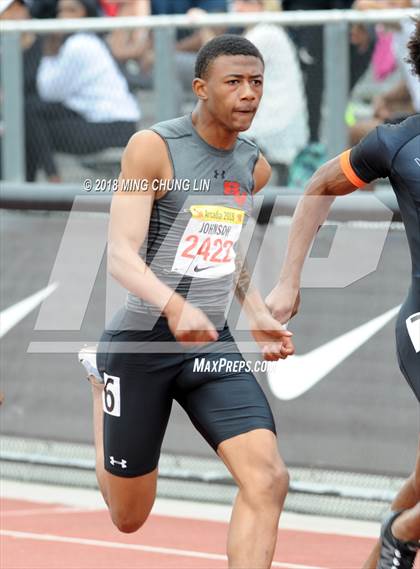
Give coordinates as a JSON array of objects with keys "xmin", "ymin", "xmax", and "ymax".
[
  {"xmin": 339, "ymin": 150, "xmax": 367, "ymax": 188},
  {"xmin": 339, "ymin": 126, "xmax": 391, "ymax": 187}
]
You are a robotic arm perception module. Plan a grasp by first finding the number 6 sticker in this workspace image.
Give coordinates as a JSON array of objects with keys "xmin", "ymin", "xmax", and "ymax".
[{"xmin": 103, "ymin": 374, "xmax": 121, "ymax": 417}]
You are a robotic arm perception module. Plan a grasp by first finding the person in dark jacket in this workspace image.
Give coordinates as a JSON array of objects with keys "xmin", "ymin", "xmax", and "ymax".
[{"xmin": 0, "ymin": 0, "xmax": 44, "ymax": 181}]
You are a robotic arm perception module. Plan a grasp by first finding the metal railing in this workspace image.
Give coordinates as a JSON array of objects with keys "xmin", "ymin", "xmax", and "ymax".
[{"xmin": 1, "ymin": 8, "xmax": 417, "ymax": 183}]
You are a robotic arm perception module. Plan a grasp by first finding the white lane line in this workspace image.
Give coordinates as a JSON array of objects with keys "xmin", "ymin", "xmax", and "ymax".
[
  {"xmin": 0, "ymin": 480, "xmax": 107, "ymax": 510},
  {"xmin": 0, "ymin": 530, "xmax": 328, "ymax": 569},
  {"xmin": 1, "ymin": 507, "xmax": 100, "ymax": 517},
  {"xmin": 153, "ymin": 499, "xmax": 380, "ymax": 538},
  {"xmin": 1, "ymin": 480, "xmax": 380, "ymax": 538}
]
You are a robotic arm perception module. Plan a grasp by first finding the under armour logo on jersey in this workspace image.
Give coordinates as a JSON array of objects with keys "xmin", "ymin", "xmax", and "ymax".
[
  {"xmin": 110, "ymin": 456, "xmax": 127, "ymax": 469},
  {"xmin": 214, "ymin": 169, "xmax": 226, "ymax": 179}
]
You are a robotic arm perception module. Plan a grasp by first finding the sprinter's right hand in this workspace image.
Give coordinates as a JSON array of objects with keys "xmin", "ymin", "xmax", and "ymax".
[{"xmin": 164, "ymin": 295, "xmax": 218, "ymax": 346}]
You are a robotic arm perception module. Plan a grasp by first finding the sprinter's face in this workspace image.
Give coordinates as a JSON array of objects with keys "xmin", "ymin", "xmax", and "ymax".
[{"xmin": 194, "ymin": 54, "xmax": 264, "ymax": 132}]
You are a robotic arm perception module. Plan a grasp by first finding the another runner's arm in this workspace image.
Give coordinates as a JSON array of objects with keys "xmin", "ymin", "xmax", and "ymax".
[
  {"xmin": 266, "ymin": 127, "xmax": 391, "ymax": 322},
  {"xmin": 235, "ymin": 249, "xmax": 287, "ymax": 320}
]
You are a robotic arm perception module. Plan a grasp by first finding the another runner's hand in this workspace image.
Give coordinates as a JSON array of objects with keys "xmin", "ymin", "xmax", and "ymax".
[
  {"xmin": 165, "ymin": 295, "xmax": 218, "ymax": 346},
  {"xmin": 265, "ymin": 284, "xmax": 301, "ymax": 326},
  {"xmin": 249, "ymin": 310, "xmax": 295, "ymax": 362}
]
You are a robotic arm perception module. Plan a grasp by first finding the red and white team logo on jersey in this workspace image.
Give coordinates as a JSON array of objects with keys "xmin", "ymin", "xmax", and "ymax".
[{"xmin": 223, "ymin": 181, "xmax": 247, "ymax": 206}]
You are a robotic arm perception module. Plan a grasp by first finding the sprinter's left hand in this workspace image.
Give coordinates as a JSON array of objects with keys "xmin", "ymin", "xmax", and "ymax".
[{"xmin": 249, "ymin": 311, "xmax": 295, "ymax": 362}]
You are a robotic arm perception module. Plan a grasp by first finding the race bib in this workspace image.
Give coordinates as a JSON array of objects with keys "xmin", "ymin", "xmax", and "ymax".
[
  {"xmin": 172, "ymin": 205, "xmax": 245, "ymax": 279},
  {"xmin": 406, "ymin": 312, "xmax": 420, "ymax": 353}
]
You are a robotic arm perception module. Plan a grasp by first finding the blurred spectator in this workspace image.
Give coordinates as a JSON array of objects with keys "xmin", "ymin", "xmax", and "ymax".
[
  {"xmin": 108, "ymin": 0, "xmax": 227, "ymax": 64},
  {"xmin": 354, "ymin": 0, "xmax": 420, "ymax": 110},
  {"xmin": 353, "ymin": 0, "xmax": 415, "ymax": 7},
  {"xmin": 29, "ymin": 0, "xmax": 58, "ymax": 18},
  {"xmin": 282, "ymin": 0, "xmax": 375, "ymax": 142},
  {"xmin": 106, "ymin": 0, "xmax": 228, "ymax": 103},
  {"xmin": 172, "ymin": 3, "xmax": 228, "ymax": 113},
  {"xmin": 105, "ymin": 0, "xmax": 150, "ymax": 62},
  {"xmin": 0, "ymin": 0, "xmax": 44, "ymax": 181},
  {"xmin": 350, "ymin": 2, "xmax": 420, "ymax": 143},
  {"xmin": 0, "ymin": 1, "xmax": 41, "ymax": 96},
  {"xmin": 282, "ymin": 0, "xmax": 377, "ymax": 187},
  {"xmin": 32, "ymin": 0, "xmax": 140, "ymax": 181},
  {"xmin": 152, "ymin": 0, "xmax": 227, "ymax": 48},
  {"xmin": 100, "ymin": 0, "xmax": 147, "ymax": 16},
  {"xmin": 105, "ymin": 0, "xmax": 153, "ymax": 91},
  {"xmin": 171, "ymin": 1, "xmax": 228, "ymax": 112},
  {"xmin": 232, "ymin": 0, "xmax": 308, "ymax": 178},
  {"xmin": 99, "ymin": 0, "xmax": 118, "ymax": 16}
]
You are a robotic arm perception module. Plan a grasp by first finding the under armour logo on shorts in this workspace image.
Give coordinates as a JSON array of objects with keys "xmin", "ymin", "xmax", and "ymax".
[{"xmin": 110, "ymin": 456, "xmax": 127, "ymax": 469}]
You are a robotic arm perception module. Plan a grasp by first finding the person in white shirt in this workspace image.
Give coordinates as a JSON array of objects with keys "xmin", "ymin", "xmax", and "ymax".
[{"xmin": 33, "ymin": 0, "xmax": 140, "ymax": 181}]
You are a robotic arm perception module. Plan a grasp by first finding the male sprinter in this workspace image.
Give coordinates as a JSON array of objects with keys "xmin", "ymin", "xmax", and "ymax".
[
  {"xmin": 80, "ymin": 35, "xmax": 294, "ymax": 569},
  {"xmin": 266, "ymin": 22, "xmax": 420, "ymax": 569}
]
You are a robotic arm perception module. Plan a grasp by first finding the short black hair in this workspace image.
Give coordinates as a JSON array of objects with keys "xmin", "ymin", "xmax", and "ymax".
[
  {"xmin": 195, "ymin": 34, "xmax": 264, "ymax": 79},
  {"xmin": 406, "ymin": 18, "xmax": 420, "ymax": 78}
]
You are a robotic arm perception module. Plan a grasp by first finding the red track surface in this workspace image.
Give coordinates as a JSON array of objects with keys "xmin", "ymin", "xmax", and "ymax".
[{"xmin": 1, "ymin": 497, "xmax": 419, "ymax": 569}]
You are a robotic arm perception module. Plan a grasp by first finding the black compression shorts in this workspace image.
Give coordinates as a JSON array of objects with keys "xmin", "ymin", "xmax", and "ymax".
[
  {"xmin": 396, "ymin": 281, "xmax": 420, "ymax": 403},
  {"xmin": 96, "ymin": 311, "xmax": 276, "ymax": 477}
]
